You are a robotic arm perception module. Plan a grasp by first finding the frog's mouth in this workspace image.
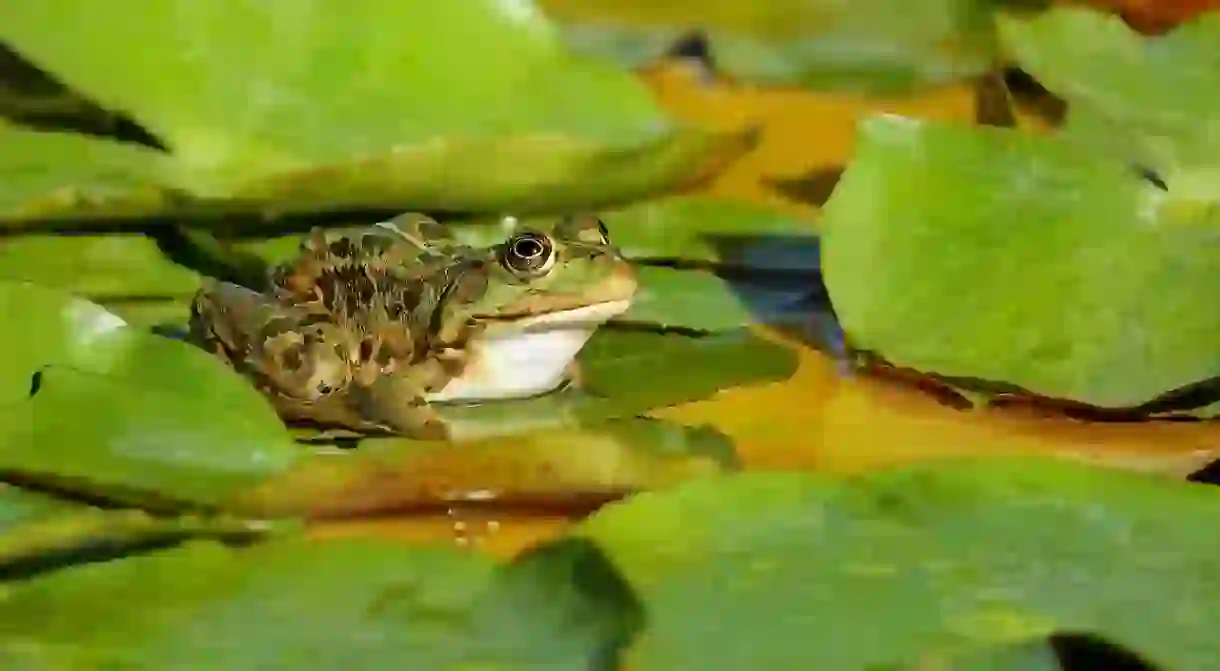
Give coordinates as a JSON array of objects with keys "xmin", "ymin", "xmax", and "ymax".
[
  {"xmin": 424, "ymin": 299, "xmax": 631, "ymax": 404},
  {"xmin": 479, "ymin": 298, "xmax": 633, "ymax": 333}
]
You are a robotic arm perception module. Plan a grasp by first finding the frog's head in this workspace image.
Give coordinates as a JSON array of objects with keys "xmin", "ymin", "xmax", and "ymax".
[
  {"xmin": 425, "ymin": 214, "xmax": 637, "ymax": 403},
  {"xmin": 461, "ymin": 214, "xmax": 637, "ymax": 329}
]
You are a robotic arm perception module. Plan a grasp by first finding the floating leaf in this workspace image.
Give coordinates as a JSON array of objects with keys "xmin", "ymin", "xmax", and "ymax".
[
  {"xmin": 0, "ymin": 121, "xmax": 177, "ymax": 220},
  {"xmin": 0, "ymin": 484, "xmax": 278, "ymax": 578},
  {"xmin": 998, "ymin": 7, "xmax": 1220, "ymax": 184},
  {"xmin": 236, "ymin": 418, "xmax": 735, "ymax": 518},
  {"xmin": 0, "ymin": 0, "xmax": 753, "ymax": 221},
  {"xmin": 541, "ymin": 0, "xmax": 1018, "ymax": 93},
  {"xmin": 0, "ymin": 234, "xmax": 200, "ymax": 298},
  {"xmin": 619, "ymin": 266, "xmax": 756, "ymax": 331},
  {"xmin": 0, "ymin": 535, "xmax": 640, "ymax": 670},
  {"xmin": 575, "ymin": 458, "xmax": 1220, "ymax": 670},
  {"xmin": 820, "ymin": 115, "xmax": 1220, "ymax": 409},
  {"xmin": 0, "ymin": 282, "xmax": 298, "ymax": 506},
  {"xmin": 0, "ymin": 368, "xmax": 300, "ymax": 509},
  {"xmin": 581, "ymin": 327, "xmax": 798, "ymax": 409}
]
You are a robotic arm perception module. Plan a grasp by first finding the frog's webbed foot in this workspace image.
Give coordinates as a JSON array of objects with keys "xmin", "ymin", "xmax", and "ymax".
[{"xmin": 349, "ymin": 372, "xmax": 451, "ymax": 441}]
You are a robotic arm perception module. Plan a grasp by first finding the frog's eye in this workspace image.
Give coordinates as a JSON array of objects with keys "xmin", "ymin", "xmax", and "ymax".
[{"xmin": 501, "ymin": 231, "xmax": 556, "ymax": 277}]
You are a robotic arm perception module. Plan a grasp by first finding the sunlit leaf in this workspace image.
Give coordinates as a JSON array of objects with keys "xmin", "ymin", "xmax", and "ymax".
[
  {"xmin": 0, "ymin": 368, "xmax": 299, "ymax": 508},
  {"xmin": 237, "ymin": 418, "xmax": 735, "ymax": 518},
  {"xmin": 821, "ymin": 115, "xmax": 1220, "ymax": 409},
  {"xmin": 0, "ymin": 282, "xmax": 299, "ymax": 506},
  {"xmin": 0, "ymin": 121, "xmax": 177, "ymax": 220},
  {"xmin": 226, "ymin": 127, "xmax": 756, "ymax": 216},
  {"xmin": 575, "ymin": 457, "xmax": 1220, "ymax": 670},
  {"xmin": 0, "ymin": 234, "xmax": 200, "ymax": 297},
  {"xmin": 541, "ymin": 0, "xmax": 1020, "ymax": 93},
  {"xmin": 0, "ymin": 0, "xmax": 753, "ymax": 220},
  {"xmin": 0, "ymin": 535, "xmax": 640, "ymax": 669},
  {"xmin": 998, "ymin": 7, "xmax": 1220, "ymax": 188}
]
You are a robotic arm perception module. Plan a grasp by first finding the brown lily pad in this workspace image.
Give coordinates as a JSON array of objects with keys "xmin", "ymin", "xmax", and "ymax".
[{"xmin": 230, "ymin": 418, "xmax": 737, "ymax": 519}]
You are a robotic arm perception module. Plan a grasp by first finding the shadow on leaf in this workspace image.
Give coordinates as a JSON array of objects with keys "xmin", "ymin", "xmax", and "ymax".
[{"xmin": 764, "ymin": 166, "xmax": 844, "ymax": 208}]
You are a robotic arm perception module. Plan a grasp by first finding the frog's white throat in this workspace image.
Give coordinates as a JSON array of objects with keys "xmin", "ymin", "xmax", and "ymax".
[{"xmin": 424, "ymin": 300, "xmax": 630, "ymax": 403}]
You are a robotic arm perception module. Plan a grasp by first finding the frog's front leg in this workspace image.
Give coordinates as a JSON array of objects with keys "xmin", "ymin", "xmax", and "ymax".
[
  {"xmin": 189, "ymin": 280, "xmax": 373, "ymax": 429},
  {"xmin": 348, "ymin": 366, "xmax": 451, "ymax": 441}
]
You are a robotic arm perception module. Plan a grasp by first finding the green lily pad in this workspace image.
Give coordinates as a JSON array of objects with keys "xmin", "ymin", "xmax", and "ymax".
[
  {"xmin": 581, "ymin": 326, "xmax": 797, "ymax": 408},
  {"xmin": 574, "ymin": 457, "xmax": 1220, "ymax": 670},
  {"xmin": 0, "ymin": 483, "xmax": 279, "ymax": 578},
  {"xmin": 0, "ymin": 121, "xmax": 177, "ymax": 220},
  {"xmin": 820, "ymin": 115, "xmax": 1220, "ymax": 409},
  {"xmin": 0, "ymin": 281, "xmax": 299, "ymax": 506},
  {"xmin": 0, "ymin": 535, "xmax": 640, "ymax": 670},
  {"xmin": 0, "ymin": 0, "xmax": 753, "ymax": 222},
  {"xmin": 619, "ymin": 266, "xmax": 755, "ymax": 331},
  {"xmin": 237, "ymin": 418, "xmax": 735, "ymax": 518},
  {"xmin": 998, "ymin": 7, "xmax": 1220, "ymax": 185},
  {"xmin": 540, "ymin": 0, "xmax": 1023, "ymax": 94},
  {"xmin": 0, "ymin": 233, "xmax": 200, "ymax": 298}
]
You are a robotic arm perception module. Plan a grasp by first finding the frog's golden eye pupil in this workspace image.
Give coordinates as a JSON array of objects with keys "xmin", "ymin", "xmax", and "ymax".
[{"xmin": 503, "ymin": 232, "xmax": 555, "ymax": 275}]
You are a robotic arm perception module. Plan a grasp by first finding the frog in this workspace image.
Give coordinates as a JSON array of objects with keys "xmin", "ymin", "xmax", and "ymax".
[{"xmin": 188, "ymin": 212, "xmax": 637, "ymax": 440}]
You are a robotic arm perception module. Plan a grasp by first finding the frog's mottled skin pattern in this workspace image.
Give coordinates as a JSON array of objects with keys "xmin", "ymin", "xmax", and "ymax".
[{"xmin": 189, "ymin": 213, "xmax": 636, "ymax": 439}]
